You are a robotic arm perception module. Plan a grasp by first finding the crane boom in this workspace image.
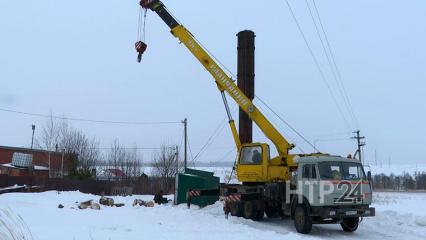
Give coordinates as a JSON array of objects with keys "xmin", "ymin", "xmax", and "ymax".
[{"xmin": 140, "ymin": 0, "xmax": 294, "ymax": 163}]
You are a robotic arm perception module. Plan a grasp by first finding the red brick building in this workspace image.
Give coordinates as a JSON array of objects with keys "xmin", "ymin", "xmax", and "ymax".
[{"xmin": 0, "ymin": 146, "xmax": 74, "ymax": 178}]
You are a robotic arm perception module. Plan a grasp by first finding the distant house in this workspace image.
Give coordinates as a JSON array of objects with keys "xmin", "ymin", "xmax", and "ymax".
[
  {"xmin": 0, "ymin": 146, "xmax": 75, "ymax": 178},
  {"xmin": 97, "ymin": 168, "xmax": 127, "ymax": 181}
]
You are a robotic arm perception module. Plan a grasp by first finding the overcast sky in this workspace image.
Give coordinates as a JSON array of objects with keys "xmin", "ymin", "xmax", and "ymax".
[{"xmin": 0, "ymin": 0, "xmax": 425, "ymax": 165}]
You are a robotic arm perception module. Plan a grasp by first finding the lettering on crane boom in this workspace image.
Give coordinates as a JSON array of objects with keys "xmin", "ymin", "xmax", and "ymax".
[
  {"xmin": 185, "ymin": 38, "xmax": 250, "ymax": 109},
  {"xmin": 210, "ymin": 64, "xmax": 250, "ymax": 108}
]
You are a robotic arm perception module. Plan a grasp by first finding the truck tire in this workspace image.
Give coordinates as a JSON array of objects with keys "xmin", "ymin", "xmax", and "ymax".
[
  {"xmin": 265, "ymin": 206, "xmax": 278, "ymax": 218},
  {"xmin": 253, "ymin": 209, "xmax": 264, "ymax": 221},
  {"xmin": 242, "ymin": 201, "xmax": 263, "ymax": 221},
  {"xmin": 230, "ymin": 202, "xmax": 243, "ymax": 217},
  {"xmin": 243, "ymin": 201, "xmax": 256, "ymax": 219},
  {"xmin": 294, "ymin": 205, "xmax": 312, "ymax": 234},
  {"xmin": 340, "ymin": 217, "xmax": 359, "ymax": 232}
]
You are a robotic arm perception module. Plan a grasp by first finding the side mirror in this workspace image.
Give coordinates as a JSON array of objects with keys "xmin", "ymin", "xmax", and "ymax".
[{"xmin": 367, "ymin": 171, "xmax": 372, "ymax": 182}]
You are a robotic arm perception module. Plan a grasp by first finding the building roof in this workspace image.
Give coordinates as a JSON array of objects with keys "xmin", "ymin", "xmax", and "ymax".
[
  {"xmin": 0, "ymin": 145, "xmax": 64, "ymax": 155},
  {"xmin": 107, "ymin": 168, "xmax": 127, "ymax": 177},
  {"xmin": 1, "ymin": 163, "xmax": 49, "ymax": 171}
]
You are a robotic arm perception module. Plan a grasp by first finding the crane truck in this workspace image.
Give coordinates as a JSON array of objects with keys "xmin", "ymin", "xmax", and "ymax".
[{"xmin": 137, "ymin": 0, "xmax": 375, "ymax": 234}]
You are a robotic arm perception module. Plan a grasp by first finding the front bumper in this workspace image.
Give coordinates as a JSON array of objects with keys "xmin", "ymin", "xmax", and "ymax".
[{"xmin": 312, "ymin": 206, "xmax": 375, "ymax": 219}]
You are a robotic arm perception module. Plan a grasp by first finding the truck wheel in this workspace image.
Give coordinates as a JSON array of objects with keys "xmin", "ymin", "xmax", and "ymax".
[
  {"xmin": 265, "ymin": 207, "xmax": 278, "ymax": 218},
  {"xmin": 230, "ymin": 202, "xmax": 243, "ymax": 217},
  {"xmin": 340, "ymin": 217, "xmax": 359, "ymax": 232},
  {"xmin": 253, "ymin": 209, "xmax": 264, "ymax": 221},
  {"xmin": 294, "ymin": 205, "xmax": 312, "ymax": 234},
  {"xmin": 243, "ymin": 201, "xmax": 255, "ymax": 219}
]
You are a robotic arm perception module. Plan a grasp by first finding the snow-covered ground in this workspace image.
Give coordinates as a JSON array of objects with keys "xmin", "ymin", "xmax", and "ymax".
[{"xmin": 1, "ymin": 191, "xmax": 426, "ymax": 240}]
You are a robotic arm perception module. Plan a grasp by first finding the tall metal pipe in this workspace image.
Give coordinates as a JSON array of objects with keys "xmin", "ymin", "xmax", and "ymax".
[{"xmin": 237, "ymin": 30, "xmax": 255, "ymax": 144}]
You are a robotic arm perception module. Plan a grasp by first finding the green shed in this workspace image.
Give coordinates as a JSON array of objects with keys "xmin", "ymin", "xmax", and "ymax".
[{"xmin": 174, "ymin": 168, "xmax": 220, "ymax": 207}]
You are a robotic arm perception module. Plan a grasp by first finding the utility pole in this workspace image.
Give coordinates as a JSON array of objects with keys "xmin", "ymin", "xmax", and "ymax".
[
  {"xmin": 351, "ymin": 130, "xmax": 365, "ymax": 164},
  {"xmin": 31, "ymin": 124, "xmax": 36, "ymax": 149},
  {"xmin": 374, "ymin": 149, "xmax": 378, "ymax": 166},
  {"xmin": 182, "ymin": 118, "xmax": 188, "ymax": 169},
  {"xmin": 175, "ymin": 145, "xmax": 179, "ymax": 172},
  {"xmin": 61, "ymin": 149, "xmax": 65, "ymax": 178}
]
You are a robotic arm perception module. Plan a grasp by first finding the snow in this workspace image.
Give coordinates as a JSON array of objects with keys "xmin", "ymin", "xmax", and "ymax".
[
  {"xmin": 0, "ymin": 184, "xmax": 24, "ymax": 191},
  {"xmin": 1, "ymin": 191, "xmax": 426, "ymax": 239}
]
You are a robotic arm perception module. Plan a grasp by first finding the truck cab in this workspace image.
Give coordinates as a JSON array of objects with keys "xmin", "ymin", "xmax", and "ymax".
[{"xmin": 290, "ymin": 156, "xmax": 375, "ymax": 233}]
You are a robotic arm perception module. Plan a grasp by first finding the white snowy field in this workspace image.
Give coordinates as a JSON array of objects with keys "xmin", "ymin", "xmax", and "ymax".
[{"xmin": 0, "ymin": 191, "xmax": 426, "ymax": 240}]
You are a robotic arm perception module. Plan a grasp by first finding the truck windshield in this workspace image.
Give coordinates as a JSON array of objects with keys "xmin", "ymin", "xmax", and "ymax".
[{"xmin": 318, "ymin": 162, "xmax": 366, "ymax": 180}]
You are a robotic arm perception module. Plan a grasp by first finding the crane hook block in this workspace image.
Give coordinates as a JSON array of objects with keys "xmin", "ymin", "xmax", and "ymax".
[{"xmin": 135, "ymin": 41, "xmax": 147, "ymax": 63}]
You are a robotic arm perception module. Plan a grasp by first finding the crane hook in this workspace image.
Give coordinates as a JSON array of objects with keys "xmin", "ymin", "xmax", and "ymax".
[{"xmin": 135, "ymin": 41, "xmax": 147, "ymax": 63}]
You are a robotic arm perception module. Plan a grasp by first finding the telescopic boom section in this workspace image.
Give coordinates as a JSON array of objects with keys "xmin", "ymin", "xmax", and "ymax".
[{"xmin": 140, "ymin": 0, "xmax": 294, "ymax": 159}]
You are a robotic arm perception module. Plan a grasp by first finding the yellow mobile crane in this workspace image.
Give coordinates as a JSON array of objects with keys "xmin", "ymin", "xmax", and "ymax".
[
  {"xmin": 137, "ymin": 0, "xmax": 297, "ymax": 183},
  {"xmin": 138, "ymin": 0, "xmax": 375, "ymax": 234}
]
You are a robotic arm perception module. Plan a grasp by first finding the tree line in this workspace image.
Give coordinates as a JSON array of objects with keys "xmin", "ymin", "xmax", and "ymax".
[
  {"xmin": 36, "ymin": 117, "xmax": 184, "ymax": 181},
  {"xmin": 372, "ymin": 172, "xmax": 426, "ymax": 190}
]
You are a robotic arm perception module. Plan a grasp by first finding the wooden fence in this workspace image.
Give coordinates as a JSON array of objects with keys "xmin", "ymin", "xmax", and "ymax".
[{"xmin": 0, "ymin": 175, "xmax": 175, "ymax": 195}]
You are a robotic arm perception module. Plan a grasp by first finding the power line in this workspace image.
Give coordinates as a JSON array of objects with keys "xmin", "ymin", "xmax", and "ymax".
[
  {"xmin": 214, "ymin": 148, "xmax": 236, "ymax": 163},
  {"xmin": 41, "ymin": 146, "xmax": 170, "ymax": 151},
  {"xmin": 255, "ymin": 99, "xmax": 306, "ymax": 153},
  {"xmin": 255, "ymin": 95, "xmax": 317, "ymax": 152},
  {"xmin": 293, "ymin": 137, "xmax": 351, "ymax": 143},
  {"xmin": 192, "ymin": 104, "xmax": 239, "ymax": 162},
  {"xmin": 304, "ymin": 0, "xmax": 353, "ymax": 125},
  {"xmin": 192, "ymin": 115, "xmax": 228, "ymax": 162},
  {"xmin": 303, "ymin": 131, "xmax": 352, "ymax": 139},
  {"xmin": 187, "ymin": 139, "xmax": 194, "ymax": 161},
  {"xmin": 282, "ymin": 0, "xmax": 352, "ymax": 131},
  {"xmin": 311, "ymin": 0, "xmax": 360, "ymax": 129},
  {"xmin": 0, "ymin": 107, "xmax": 180, "ymax": 125}
]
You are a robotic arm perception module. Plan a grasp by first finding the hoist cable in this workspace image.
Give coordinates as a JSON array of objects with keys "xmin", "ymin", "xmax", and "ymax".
[
  {"xmin": 255, "ymin": 95, "xmax": 318, "ymax": 152},
  {"xmin": 142, "ymin": 8, "xmax": 147, "ymax": 42},
  {"xmin": 137, "ymin": 7, "xmax": 147, "ymax": 42},
  {"xmin": 137, "ymin": 7, "xmax": 142, "ymax": 41}
]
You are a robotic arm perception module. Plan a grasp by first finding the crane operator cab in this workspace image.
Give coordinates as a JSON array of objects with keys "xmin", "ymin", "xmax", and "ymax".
[{"xmin": 236, "ymin": 143, "xmax": 271, "ymax": 182}]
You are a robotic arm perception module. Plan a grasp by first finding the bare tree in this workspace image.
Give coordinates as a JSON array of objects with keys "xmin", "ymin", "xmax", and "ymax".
[
  {"xmin": 61, "ymin": 128, "xmax": 100, "ymax": 174},
  {"xmin": 35, "ymin": 114, "xmax": 68, "ymax": 151},
  {"xmin": 151, "ymin": 144, "xmax": 182, "ymax": 190},
  {"xmin": 105, "ymin": 139, "xmax": 143, "ymax": 180},
  {"xmin": 124, "ymin": 144, "xmax": 143, "ymax": 179},
  {"xmin": 36, "ymin": 116, "xmax": 101, "ymax": 178}
]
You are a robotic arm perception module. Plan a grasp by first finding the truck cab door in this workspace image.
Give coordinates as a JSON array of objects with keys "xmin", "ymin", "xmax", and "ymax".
[{"xmin": 300, "ymin": 164, "xmax": 320, "ymax": 206}]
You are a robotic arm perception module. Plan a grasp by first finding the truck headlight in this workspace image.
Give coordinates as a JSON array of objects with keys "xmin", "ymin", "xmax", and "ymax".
[
  {"xmin": 365, "ymin": 210, "xmax": 370, "ymax": 215},
  {"xmin": 329, "ymin": 210, "xmax": 336, "ymax": 216}
]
